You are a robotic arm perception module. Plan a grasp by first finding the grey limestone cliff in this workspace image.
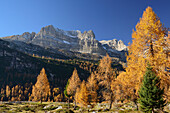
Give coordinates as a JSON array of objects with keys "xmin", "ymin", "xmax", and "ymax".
[{"xmin": 2, "ymin": 25, "xmax": 127, "ymax": 61}]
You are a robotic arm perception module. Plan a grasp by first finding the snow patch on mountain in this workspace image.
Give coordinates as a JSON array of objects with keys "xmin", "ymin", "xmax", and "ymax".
[
  {"xmin": 100, "ymin": 39, "xmax": 127, "ymax": 51},
  {"xmin": 63, "ymin": 40, "xmax": 70, "ymax": 44}
]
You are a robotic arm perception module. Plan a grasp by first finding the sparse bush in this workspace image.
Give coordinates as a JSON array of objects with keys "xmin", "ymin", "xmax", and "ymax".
[
  {"xmin": 75, "ymin": 106, "xmax": 80, "ymax": 110},
  {"xmin": 4, "ymin": 102, "xmax": 14, "ymax": 105},
  {"xmin": 1, "ymin": 106, "xmax": 10, "ymax": 110},
  {"xmin": 55, "ymin": 109, "xmax": 66, "ymax": 113},
  {"xmin": 0, "ymin": 105, "xmax": 6, "ymax": 107},
  {"xmin": 16, "ymin": 107, "xmax": 22, "ymax": 112},
  {"xmin": 22, "ymin": 106, "xmax": 31, "ymax": 111}
]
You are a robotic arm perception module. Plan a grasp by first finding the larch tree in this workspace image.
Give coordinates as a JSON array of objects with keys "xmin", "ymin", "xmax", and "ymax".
[
  {"xmin": 86, "ymin": 72, "xmax": 98, "ymax": 104},
  {"xmin": 75, "ymin": 80, "xmax": 89, "ymax": 107},
  {"xmin": 1, "ymin": 88, "xmax": 5, "ymax": 101},
  {"xmin": 138, "ymin": 64, "xmax": 166, "ymax": 113},
  {"xmin": 6, "ymin": 85, "xmax": 11, "ymax": 99},
  {"xmin": 116, "ymin": 6, "xmax": 170, "ymax": 103},
  {"xmin": 96, "ymin": 54, "xmax": 117, "ymax": 109},
  {"xmin": 31, "ymin": 68, "xmax": 51, "ymax": 103},
  {"xmin": 111, "ymin": 74, "xmax": 126, "ymax": 103},
  {"xmin": 52, "ymin": 87, "xmax": 60, "ymax": 102},
  {"xmin": 66, "ymin": 68, "xmax": 81, "ymax": 109}
]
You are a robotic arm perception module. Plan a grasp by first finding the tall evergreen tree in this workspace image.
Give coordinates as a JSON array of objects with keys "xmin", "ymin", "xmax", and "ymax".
[{"xmin": 138, "ymin": 64, "xmax": 166, "ymax": 113}]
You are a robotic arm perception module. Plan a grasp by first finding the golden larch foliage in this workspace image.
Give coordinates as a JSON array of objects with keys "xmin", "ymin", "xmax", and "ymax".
[
  {"xmin": 115, "ymin": 6, "xmax": 170, "ymax": 101},
  {"xmin": 31, "ymin": 68, "xmax": 51, "ymax": 102},
  {"xmin": 66, "ymin": 68, "xmax": 81, "ymax": 96},
  {"xmin": 86, "ymin": 72, "xmax": 98, "ymax": 104},
  {"xmin": 6, "ymin": 85, "xmax": 10, "ymax": 98},
  {"xmin": 111, "ymin": 72, "xmax": 127, "ymax": 103},
  {"xmin": 97, "ymin": 54, "xmax": 116, "ymax": 85},
  {"xmin": 75, "ymin": 80, "xmax": 89, "ymax": 107},
  {"xmin": 96, "ymin": 54, "xmax": 117, "ymax": 109}
]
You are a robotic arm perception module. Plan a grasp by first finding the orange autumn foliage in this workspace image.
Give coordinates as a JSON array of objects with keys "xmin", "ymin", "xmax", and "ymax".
[
  {"xmin": 66, "ymin": 68, "xmax": 81, "ymax": 96},
  {"xmin": 86, "ymin": 72, "xmax": 98, "ymax": 104},
  {"xmin": 75, "ymin": 80, "xmax": 89, "ymax": 107},
  {"xmin": 96, "ymin": 54, "xmax": 117, "ymax": 109},
  {"xmin": 113, "ymin": 6, "xmax": 170, "ymax": 102},
  {"xmin": 31, "ymin": 68, "xmax": 51, "ymax": 102}
]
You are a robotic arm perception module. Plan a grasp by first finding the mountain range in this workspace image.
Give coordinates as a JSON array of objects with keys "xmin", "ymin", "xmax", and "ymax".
[{"xmin": 1, "ymin": 25, "xmax": 127, "ymax": 61}]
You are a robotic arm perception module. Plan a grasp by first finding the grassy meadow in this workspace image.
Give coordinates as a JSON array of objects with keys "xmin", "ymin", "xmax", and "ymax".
[{"xmin": 0, "ymin": 101, "xmax": 169, "ymax": 113}]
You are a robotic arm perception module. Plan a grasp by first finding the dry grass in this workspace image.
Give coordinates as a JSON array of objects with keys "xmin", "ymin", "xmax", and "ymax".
[{"xmin": 0, "ymin": 102, "xmax": 169, "ymax": 113}]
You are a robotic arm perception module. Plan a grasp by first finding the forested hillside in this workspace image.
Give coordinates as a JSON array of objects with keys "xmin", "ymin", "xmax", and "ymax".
[{"xmin": 0, "ymin": 39, "xmax": 124, "ymax": 101}]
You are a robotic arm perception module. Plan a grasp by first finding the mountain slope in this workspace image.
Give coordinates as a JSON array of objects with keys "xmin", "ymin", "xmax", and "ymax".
[
  {"xmin": 0, "ymin": 39, "xmax": 97, "ymax": 89},
  {"xmin": 2, "ymin": 25, "xmax": 127, "ymax": 61}
]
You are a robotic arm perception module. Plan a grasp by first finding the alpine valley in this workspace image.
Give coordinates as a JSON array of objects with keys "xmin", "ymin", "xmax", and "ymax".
[{"xmin": 0, "ymin": 25, "xmax": 127, "ymax": 91}]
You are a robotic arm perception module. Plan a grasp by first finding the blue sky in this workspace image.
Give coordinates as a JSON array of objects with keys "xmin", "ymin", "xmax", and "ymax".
[{"xmin": 0, "ymin": 0, "xmax": 169, "ymax": 45}]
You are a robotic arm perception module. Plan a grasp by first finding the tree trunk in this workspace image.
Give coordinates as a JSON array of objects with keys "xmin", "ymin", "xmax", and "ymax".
[
  {"xmin": 68, "ymin": 98, "xmax": 70, "ymax": 109},
  {"xmin": 152, "ymin": 110, "xmax": 154, "ymax": 113},
  {"xmin": 150, "ymin": 40, "xmax": 154, "ymax": 57},
  {"xmin": 135, "ymin": 102, "xmax": 138, "ymax": 110},
  {"xmin": 152, "ymin": 107, "xmax": 154, "ymax": 113},
  {"xmin": 109, "ymin": 91, "xmax": 113, "ymax": 109},
  {"xmin": 40, "ymin": 93, "xmax": 42, "ymax": 104},
  {"xmin": 109, "ymin": 83, "xmax": 114, "ymax": 110},
  {"xmin": 134, "ymin": 100, "xmax": 138, "ymax": 111},
  {"xmin": 109, "ymin": 100, "xmax": 113, "ymax": 109},
  {"xmin": 73, "ymin": 99, "xmax": 76, "ymax": 110}
]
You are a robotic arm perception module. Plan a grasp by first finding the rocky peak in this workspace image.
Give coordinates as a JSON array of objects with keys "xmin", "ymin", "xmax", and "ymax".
[
  {"xmin": 87, "ymin": 30, "xmax": 95, "ymax": 38},
  {"xmin": 117, "ymin": 40, "xmax": 127, "ymax": 51},
  {"xmin": 100, "ymin": 39, "xmax": 127, "ymax": 51},
  {"xmin": 2, "ymin": 31, "xmax": 36, "ymax": 42},
  {"xmin": 21, "ymin": 32, "xmax": 36, "ymax": 38},
  {"xmin": 39, "ymin": 25, "xmax": 56, "ymax": 36},
  {"xmin": 118, "ymin": 40, "xmax": 124, "ymax": 45},
  {"xmin": 77, "ymin": 30, "xmax": 95, "ymax": 39},
  {"xmin": 22, "ymin": 32, "xmax": 30, "ymax": 36}
]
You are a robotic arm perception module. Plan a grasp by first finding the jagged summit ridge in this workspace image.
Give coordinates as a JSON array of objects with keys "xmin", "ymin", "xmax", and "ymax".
[
  {"xmin": 30, "ymin": 25, "xmax": 104, "ymax": 55},
  {"xmin": 3, "ymin": 32, "xmax": 36, "ymax": 43},
  {"xmin": 2, "ymin": 25, "xmax": 127, "ymax": 61}
]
